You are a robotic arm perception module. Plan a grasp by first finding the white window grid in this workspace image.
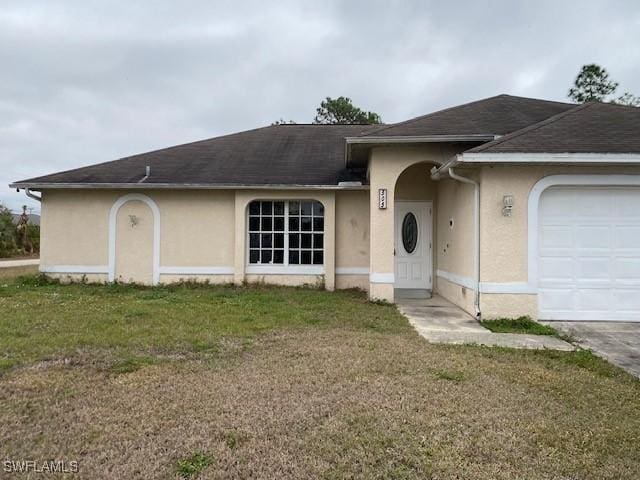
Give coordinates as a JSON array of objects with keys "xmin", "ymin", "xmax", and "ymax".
[{"xmin": 247, "ymin": 200, "xmax": 324, "ymax": 267}]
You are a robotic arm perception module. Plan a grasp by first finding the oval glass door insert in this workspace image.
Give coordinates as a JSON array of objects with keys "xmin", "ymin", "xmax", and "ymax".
[{"xmin": 402, "ymin": 212, "xmax": 418, "ymax": 253}]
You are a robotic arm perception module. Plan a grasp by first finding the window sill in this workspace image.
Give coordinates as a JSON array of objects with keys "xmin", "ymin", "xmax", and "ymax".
[{"xmin": 245, "ymin": 265, "xmax": 325, "ymax": 275}]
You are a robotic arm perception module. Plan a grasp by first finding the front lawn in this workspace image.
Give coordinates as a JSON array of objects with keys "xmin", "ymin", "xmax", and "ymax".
[{"xmin": 1, "ymin": 276, "xmax": 639, "ymax": 479}]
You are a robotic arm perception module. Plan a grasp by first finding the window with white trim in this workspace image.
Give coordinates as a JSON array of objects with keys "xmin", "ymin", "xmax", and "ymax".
[{"xmin": 248, "ymin": 200, "xmax": 324, "ymax": 266}]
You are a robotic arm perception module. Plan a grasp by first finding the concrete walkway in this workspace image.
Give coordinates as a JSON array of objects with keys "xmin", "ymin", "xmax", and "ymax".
[
  {"xmin": 543, "ymin": 321, "xmax": 640, "ymax": 377},
  {"xmin": 0, "ymin": 258, "xmax": 39, "ymax": 280},
  {"xmin": 0, "ymin": 258, "xmax": 39, "ymax": 267},
  {"xmin": 398, "ymin": 296, "xmax": 574, "ymax": 351}
]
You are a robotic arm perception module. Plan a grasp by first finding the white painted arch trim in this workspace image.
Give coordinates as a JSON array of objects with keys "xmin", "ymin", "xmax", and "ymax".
[
  {"xmin": 108, "ymin": 193, "xmax": 161, "ymax": 285},
  {"xmin": 527, "ymin": 174, "xmax": 640, "ymax": 289}
]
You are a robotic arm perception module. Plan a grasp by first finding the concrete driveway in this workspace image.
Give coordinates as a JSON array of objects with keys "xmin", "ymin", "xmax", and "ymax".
[{"xmin": 545, "ymin": 322, "xmax": 640, "ymax": 378}]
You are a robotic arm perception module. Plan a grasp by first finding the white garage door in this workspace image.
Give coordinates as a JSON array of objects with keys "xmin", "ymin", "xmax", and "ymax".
[{"xmin": 538, "ymin": 186, "xmax": 640, "ymax": 321}]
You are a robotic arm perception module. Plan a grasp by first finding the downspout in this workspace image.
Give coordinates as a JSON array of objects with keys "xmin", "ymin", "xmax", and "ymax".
[
  {"xmin": 430, "ymin": 161, "xmax": 482, "ymax": 316},
  {"xmin": 447, "ymin": 167, "xmax": 481, "ymax": 318}
]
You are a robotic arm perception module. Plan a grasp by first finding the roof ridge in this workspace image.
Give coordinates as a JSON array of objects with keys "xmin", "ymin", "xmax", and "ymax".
[
  {"xmin": 359, "ymin": 94, "xmax": 575, "ymax": 137},
  {"xmin": 466, "ymin": 102, "xmax": 593, "ymax": 153}
]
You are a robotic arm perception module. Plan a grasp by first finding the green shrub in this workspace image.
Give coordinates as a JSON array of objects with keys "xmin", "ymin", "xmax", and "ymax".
[
  {"xmin": 0, "ymin": 204, "xmax": 17, "ymax": 257},
  {"xmin": 26, "ymin": 224, "xmax": 40, "ymax": 253}
]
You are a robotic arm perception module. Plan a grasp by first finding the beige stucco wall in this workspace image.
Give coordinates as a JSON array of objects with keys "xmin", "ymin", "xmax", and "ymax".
[
  {"xmin": 40, "ymin": 190, "xmax": 116, "ymax": 266},
  {"xmin": 154, "ymin": 190, "xmax": 235, "ymax": 268},
  {"xmin": 335, "ymin": 190, "xmax": 369, "ymax": 269},
  {"xmin": 335, "ymin": 190, "xmax": 370, "ymax": 290},
  {"xmin": 39, "ymin": 189, "xmax": 347, "ymax": 289},
  {"xmin": 368, "ymin": 144, "xmax": 464, "ymax": 302},
  {"xmin": 433, "ymin": 174, "xmax": 477, "ymax": 314}
]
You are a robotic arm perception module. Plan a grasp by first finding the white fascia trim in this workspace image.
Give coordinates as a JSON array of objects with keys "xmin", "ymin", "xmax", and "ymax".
[
  {"xmin": 40, "ymin": 265, "xmax": 108, "ymax": 274},
  {"xmin": 11, "ymin": 183, "xmax": 370, "ymax": 191},
  {"xmin": 336, "ymin": 267, "xmax": 369, "ymax": 275},
  {"xmin": 245, "ymin": 265, "xmax": 325, "ymax": 275},
  {"xmin": 159, "ymin": 266, "xmax": 234, "ymax": 275},
  {"xmin": 370, "ymin": 273, "xmax": 394, "ymax": 284},
  {"xmin": 345, "ymin": 134, "xmax": 497, "ymax": 145},
  {"xmin": 461, "ymin": 153, "xmax": 640, "ymax": 163},
  {"xmin": 108, "ymin": 193, "xmax": 161, "ymax": 285},
  {"xmin": 436, "ymin": 269, "xmax": 475, "ymax": 290},
  {"xmin": 527, "ymin": 174, "xmax": 640, "ymax": 290}
]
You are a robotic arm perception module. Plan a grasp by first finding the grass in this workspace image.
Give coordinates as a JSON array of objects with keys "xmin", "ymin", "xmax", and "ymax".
[
  {"xmin": 0, "ymin": 275, "xmax": 404, "ymax": 370},
  {"xmin": 481, "ymin": 316, "xmax": 561, "ymax": 336},
  {"xmin": 0, "ymin": 276, "xmax": 639, "ymax": 479},
  {"xmin": 176, "ymin": 452, "xmax": 213, "ymax": 479}
]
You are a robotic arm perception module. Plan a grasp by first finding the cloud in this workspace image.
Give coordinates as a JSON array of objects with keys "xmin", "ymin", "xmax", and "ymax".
[{"xmin": 2, "ymin": 0, "xmax": 639, "ymax": 212}]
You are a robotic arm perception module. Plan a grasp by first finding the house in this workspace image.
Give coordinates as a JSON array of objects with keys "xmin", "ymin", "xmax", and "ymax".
[{"xmin": 10, "ymin": 94, "xmax": 640, "ymax": 322}]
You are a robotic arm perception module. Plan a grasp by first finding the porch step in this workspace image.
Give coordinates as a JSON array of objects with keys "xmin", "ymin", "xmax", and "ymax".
[{"xmin": 395, "ymin": 288, "xmax": 432, "ymax": 300}]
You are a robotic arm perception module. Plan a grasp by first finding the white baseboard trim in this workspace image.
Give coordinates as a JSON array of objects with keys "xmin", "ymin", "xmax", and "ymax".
[
  {"xmin": 370, "ymin": 272, "xmax": 394, "ymax": 284},
  {"xmin": 436, "ymin": 269, "xmax": 475, "ymax": 290},
  {"xmin": 480, "ymin": 281, "xmax": 536, "ymax": 294},
  {"xmin": 159, "ymin": 266, "xmax": 234, "ymax": 275},
  {"xmin": 437, "ymin": 269, "xmax": 537, "ymax": 294},
  {"xmin": 41, "ymin": 265, "xmax": 109, "ymax": 274},
  {"xmin": 336, "ymin": 267, "xmax": 369, "ymax": 275}
]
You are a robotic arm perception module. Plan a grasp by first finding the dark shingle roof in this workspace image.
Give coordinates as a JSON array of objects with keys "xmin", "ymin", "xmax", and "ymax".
[
  {"xmin": 362, "ymin": 94, "xmax": 575, "ymax": 137},
  {"xmin": 12, "ymin": 94, "xmax": 640, "ymax": 189},
  {"xmin": 467, "ymin": 102, "xmax": 640, "ymax": 154},
  {"xmin": 13, "ymin": 124, "xmax": 378, "ymax": 187}
]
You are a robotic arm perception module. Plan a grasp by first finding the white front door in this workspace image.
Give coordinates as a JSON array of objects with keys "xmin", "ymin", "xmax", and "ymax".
[
  {"xmin": 538, "ymin": 186, "xmax": 640, "ymax": 321},
  {"xmin": 395, "ymin": 201, "xmax": 432, "ymax": 290}
]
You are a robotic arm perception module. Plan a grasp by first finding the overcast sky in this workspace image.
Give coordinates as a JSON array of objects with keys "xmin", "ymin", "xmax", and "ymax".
[{"xmin": 2, "ymin": 1, "xmax": 640, "ymax": 213}]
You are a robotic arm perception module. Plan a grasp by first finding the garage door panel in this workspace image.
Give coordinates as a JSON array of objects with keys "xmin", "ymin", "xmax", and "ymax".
[
  {"xmin": 539, "ymin": 189, "xmax": 576, "ymax": 216},
  {"xmin": 577, "ymin": 257, "xmax": 610, "ymax": 280},
  {"xmin": 613, "ymin": 289, "xmax": 640, "ymax": 312},
  {"xmin": 541, "ymin": 225, "xmax": 573, "ymax": 248},
  {"xmin": 615, "ymin": 191, "xmax": 640, "ymax": 216},
  {"xmin": 576, "ymin": 226, "xmax": 610, "ymax": 249},
  {"xmin": 577, "ymin": 289, "xmax": 612, "ymax": 311},
  {"xmin": 614, "ymin": 258, "xmax": 640, "ymax": 280},
  {"xmin": 575, "ymin": 190, "xmax": 612, "ymax": 216},
  {"xmin": 540, "ymin": 257, "xmax": 573, "ymax": 281},
  {"xmin": 539, "ymin": 288, "xmax": 575, "ymax": 311},
  {"xmin": 538, "ymin": 186, "xmax": 640, "ymax": 322},
  {"xmin": 614, "ymin": 226, "xmax": 640, "ymax": 249}
]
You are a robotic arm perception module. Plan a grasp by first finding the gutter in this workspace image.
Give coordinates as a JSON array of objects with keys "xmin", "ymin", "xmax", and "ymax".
[
  {"xmin": 9, "ymin": 182, "xmax": 371, "ymax": 191},
  {"xmin": 430, "ymin": 159, "xmax": 481, "ymax": 318},
  {"xmin": 25, "ymin": 188, "xmax": 42, "ymax": 202}
]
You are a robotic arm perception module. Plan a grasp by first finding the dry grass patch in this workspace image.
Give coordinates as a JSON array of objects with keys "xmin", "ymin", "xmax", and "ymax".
[{"xmin": 0, "ymin": 277, "xmax": 639, "ymax": 479}]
